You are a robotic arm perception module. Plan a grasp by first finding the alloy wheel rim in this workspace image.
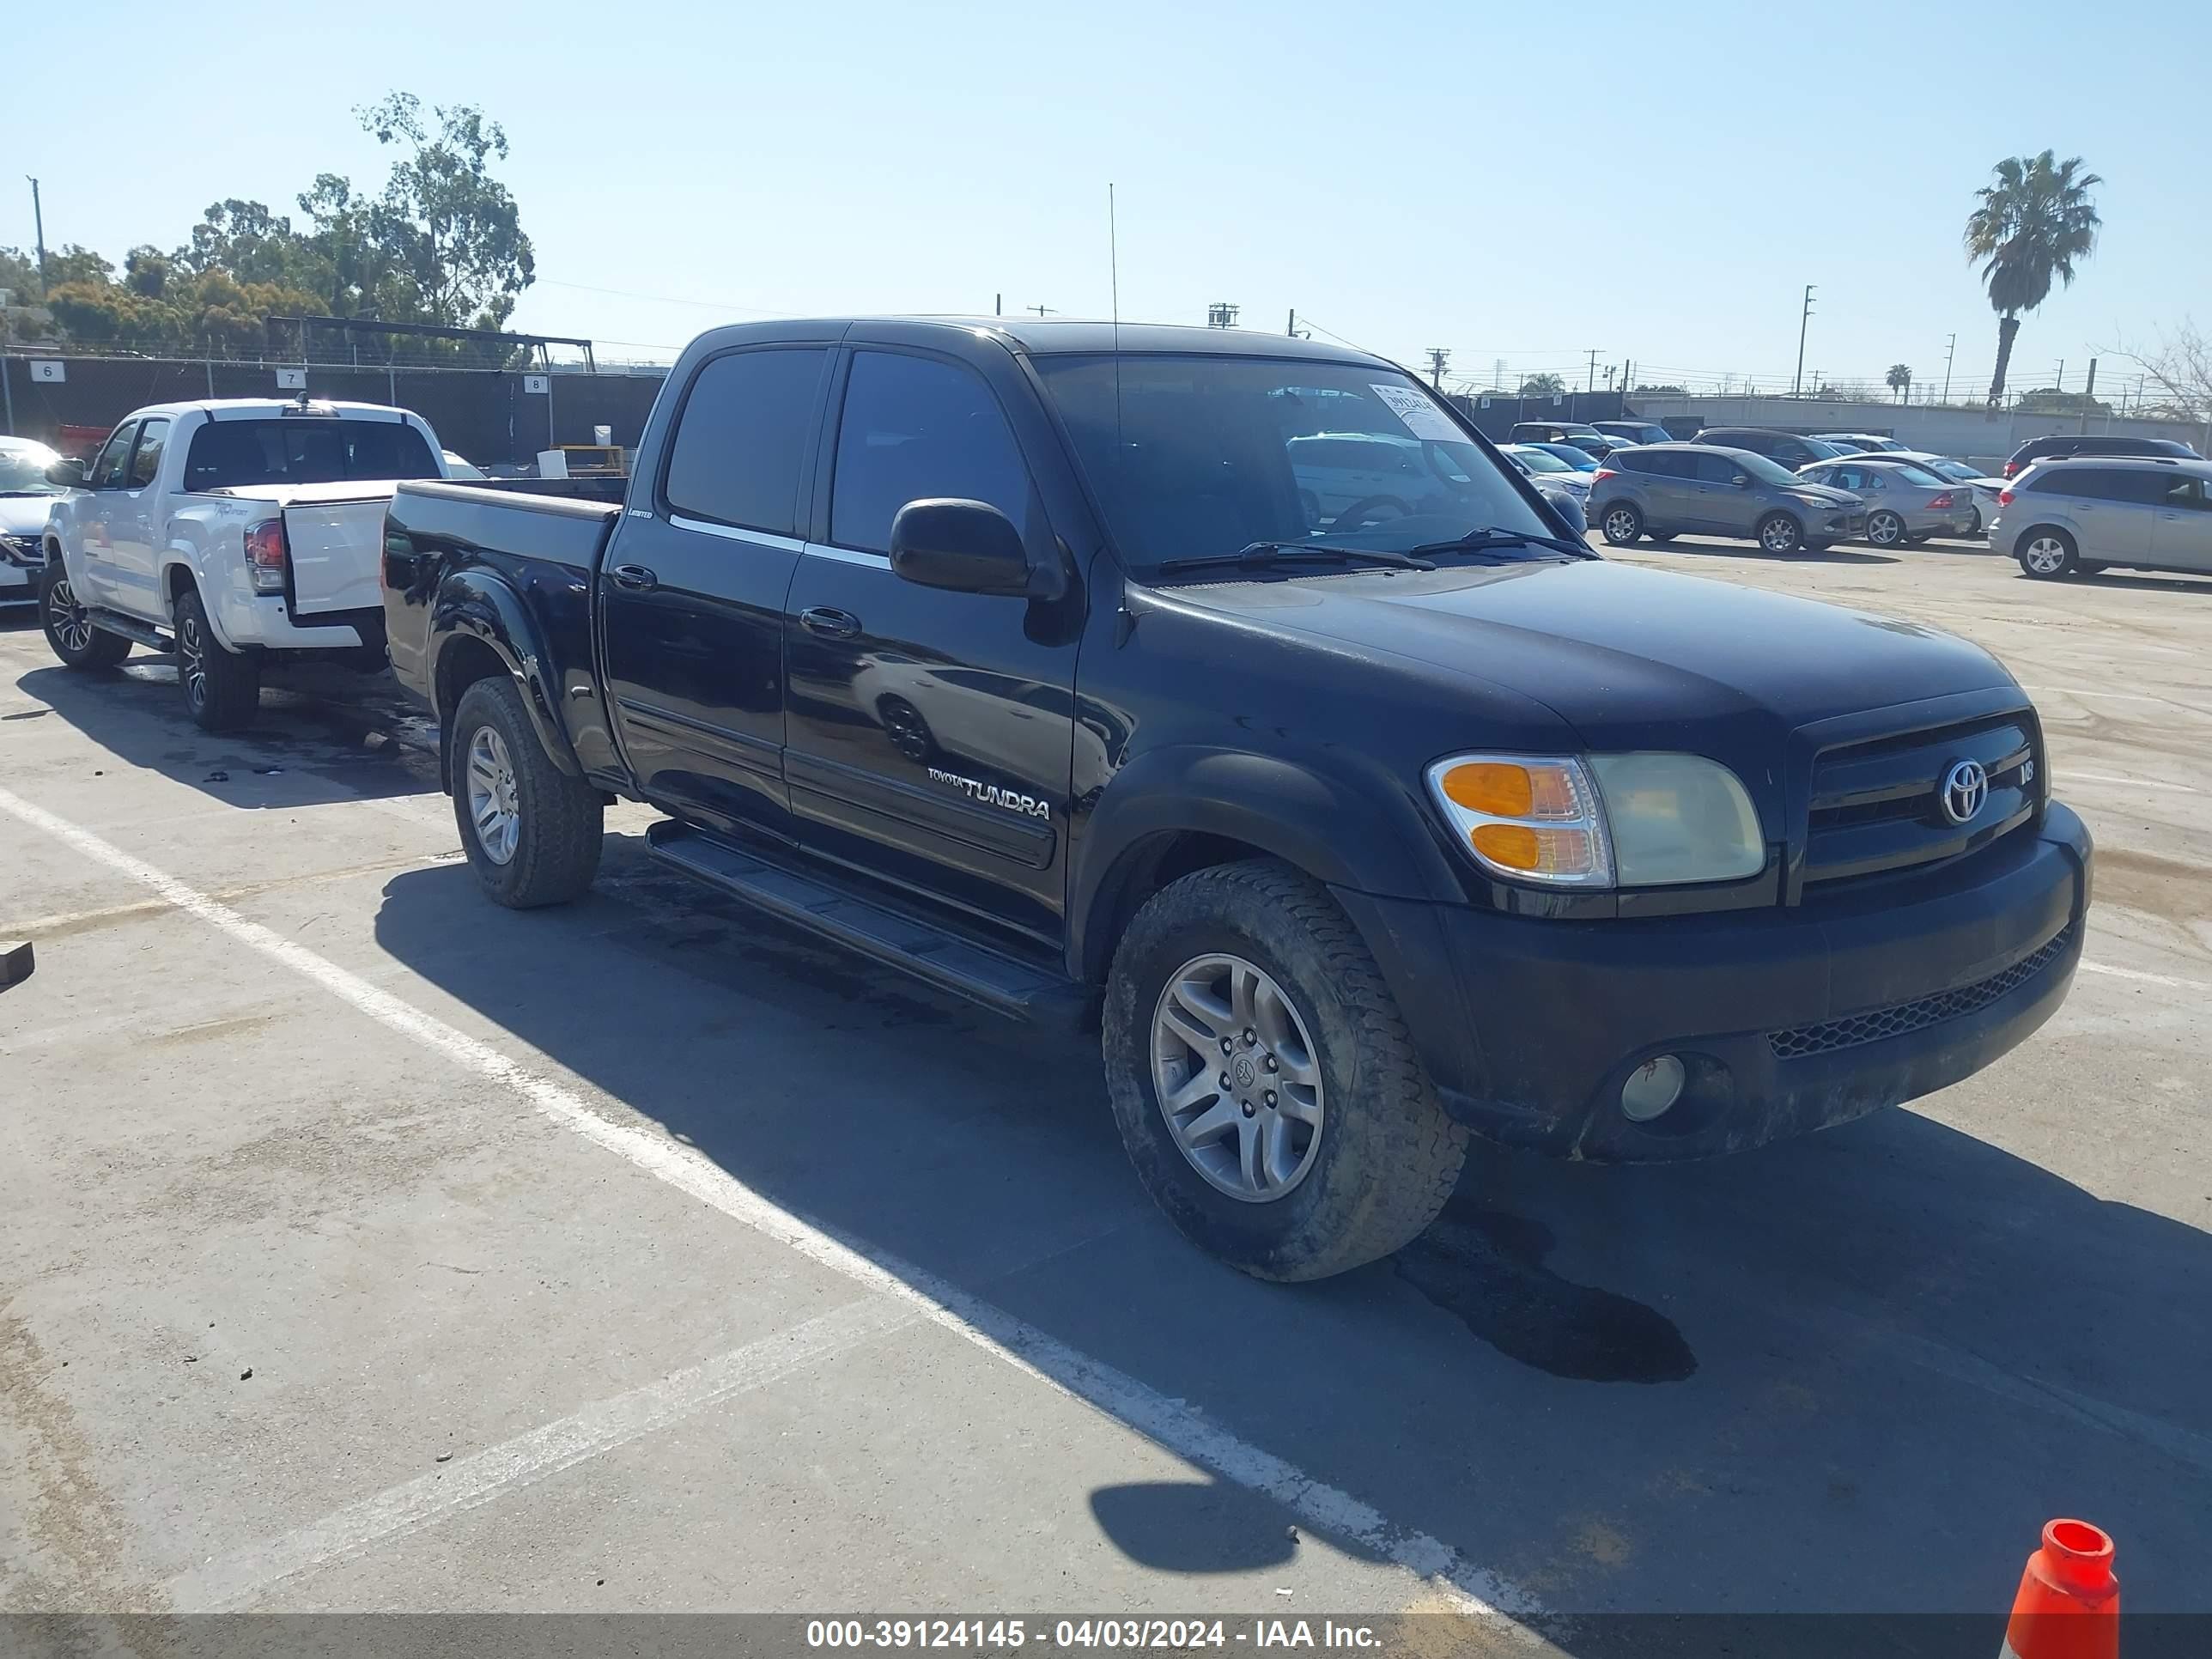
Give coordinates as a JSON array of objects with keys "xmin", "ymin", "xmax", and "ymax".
[
  {"xmin": 179, "ymin": 617, "xmax": 206, "ymax": 707},
  {"xmin": 1869, "ymin": 513, "xmax": 1903, "ymax": 546},
  {"xmin": 2025, "ymin": 538, "xmax": 2067, "ymax": 574},
  {"xmin": 1604, "ymin": 508, "xmax": 1638, "ymax": 541},
  {"xmin": 465, "ymin": 726, "xmax": 522, "ymax": 865},
  {"xmin": 49, "ymin": 578, "xmax": 93, "ymax": 653},
  {"xmin": 1150, "ymin": 952, "xmax": 1324, "ymax": 1203}
]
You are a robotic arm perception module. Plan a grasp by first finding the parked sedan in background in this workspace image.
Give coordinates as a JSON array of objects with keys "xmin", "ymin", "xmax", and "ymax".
[
  {"xmin": 1501, "ymin": 443, "xmax": 1593, "ymax": 507},
  {"xmin": 0, "ymin": 436, "xmax": 66, "ymax": 602},
  {"xmin": 1692, "ymin": 427, "xmax": 1850, "ymax": 469},
  {"xmin": 1888, "ymin": 452, "xmax": 2004, "ymax": 533},
  {"xmin": 1591, "ymin": 418, "xmax": 1674, "ymax": 447},
  {"xmin": 1522, "ymin": 440, "xmax": 1604, "ymax": 473},
  {"xmin": 1812, "ymin": 433, "xmax": 1911, "ymax": 453},
  {"xmin": 1796, "ymin": 456, "xmax": 1976, "ymax": 548},
  {"xmin": 1590, "ymin": 442, "xmax": 1865, "ymax": 554}
]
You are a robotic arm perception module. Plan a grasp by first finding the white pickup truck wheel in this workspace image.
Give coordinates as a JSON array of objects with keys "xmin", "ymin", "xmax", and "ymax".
[
  {"xmin": 40, "ymin": 565, "xmax": 131, "ymax": 672},
  {"xmin": 175, "ymin": 588, "xmax": 262, "ymax": 732}
]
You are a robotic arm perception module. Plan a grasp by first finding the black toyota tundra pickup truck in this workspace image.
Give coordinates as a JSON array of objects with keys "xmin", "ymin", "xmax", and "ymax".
[{"xmin": 382, "ymin": 318, "xmax": 2092, "ymax": 1281}]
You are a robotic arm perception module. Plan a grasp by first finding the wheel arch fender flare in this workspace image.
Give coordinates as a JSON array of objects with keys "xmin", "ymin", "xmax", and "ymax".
[
  {"xmin": 428, "ymin": 571, "xmax": 584, "ymax": 787},
  {"xmin": 1069, "ymin": 744, "xmax": 1462, "ymax": 982}
]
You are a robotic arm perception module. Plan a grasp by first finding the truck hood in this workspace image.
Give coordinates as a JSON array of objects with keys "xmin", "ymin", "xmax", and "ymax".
[{"xmin": 1172, "ymin": 557, "xmax": 2016, "ymax": 746}]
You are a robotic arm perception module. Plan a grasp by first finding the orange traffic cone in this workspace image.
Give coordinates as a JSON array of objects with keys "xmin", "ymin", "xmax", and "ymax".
[{"xmin": 2002, "ymin": 1519, "xmax": 2119, "ymax": 1659}]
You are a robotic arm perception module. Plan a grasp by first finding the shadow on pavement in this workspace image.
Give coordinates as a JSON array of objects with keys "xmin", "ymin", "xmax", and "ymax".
[
  {"xmin": 9, "ymin": 654, "xmax": 440, "ymax": 809},
  {"xmin": 1638, "ymin": 539, "xmax": 1900, "ymax": 567},
  {"xmin": 369, "ymin": 843, "xmax": 2212, "ymax": 1624}
]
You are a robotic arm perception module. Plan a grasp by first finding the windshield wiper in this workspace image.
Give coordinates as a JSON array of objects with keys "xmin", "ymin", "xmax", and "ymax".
[
  {"xmin": 1406, "ymin": 526, "xmax": 1598, "ymax": 561},
  {"xmin": 1156, "ymin": 541, "xmax": 1437, "ymax": 577}
]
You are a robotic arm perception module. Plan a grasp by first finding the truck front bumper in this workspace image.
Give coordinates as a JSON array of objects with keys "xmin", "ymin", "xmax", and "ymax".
[{"xmin": 1334, "ymin": 804, "xmax": 2092, "ymax": 1162}]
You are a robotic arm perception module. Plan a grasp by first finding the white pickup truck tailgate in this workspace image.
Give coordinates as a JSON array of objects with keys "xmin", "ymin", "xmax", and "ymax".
[{"xmin": 279, "ymin": 490, "xmax": 395, "ymax": 617}]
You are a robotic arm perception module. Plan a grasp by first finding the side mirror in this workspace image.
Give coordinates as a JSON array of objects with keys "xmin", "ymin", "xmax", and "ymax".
[
  {"xmin": 890, "ymin": 499, "xmax": 1060, "ymax": 599},
  {"xmin": 45, "ymin": 458, "xmax": 87, "ymax": 488}
]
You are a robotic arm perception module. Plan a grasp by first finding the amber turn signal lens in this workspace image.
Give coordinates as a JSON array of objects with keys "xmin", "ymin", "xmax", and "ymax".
[
  {"xmin": 1470, "ymin": 822, "xmax": 1540, "ymax": 869},
  {"xmin": 1441, "ymin": 762, "xmax": 1533, "ymax": 818},
  {"xmin": 1470, "ymin": 823, "xmax": 1595, "ymax": 875}
]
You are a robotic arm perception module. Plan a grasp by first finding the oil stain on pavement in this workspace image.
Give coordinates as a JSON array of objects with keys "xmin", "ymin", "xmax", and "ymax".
[{"xmin": 1395, "ymin": 1207, "xmax": 1697, "ymax": 1384}]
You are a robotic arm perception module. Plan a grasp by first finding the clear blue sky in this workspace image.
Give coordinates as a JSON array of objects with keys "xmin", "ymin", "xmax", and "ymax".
[{"xmin": 11, "ymin": 0, "xmax": 2203, "ymax": 400}]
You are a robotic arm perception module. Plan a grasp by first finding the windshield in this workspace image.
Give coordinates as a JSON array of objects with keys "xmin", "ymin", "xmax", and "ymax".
[
  {"xmin": 181, "ymin": 418, "xmax": 440, "ymax": 491},
  {"xmin": 1034, "ymin": 355, "xmax": 1554, "ymax": 574},
  {"xmin": 1927, "ymin": 459, "xmax": 1978, "ymax": 482},
  {"xmin": 1506, "ymin": 446, "xmax": 1575, "ymax": 473},
  {"xmin": 0, "ymin": 444, "xmax": 64, "ymax": 495},
  {"xmin": 1884, "ymin": 462, "xmax": 1948, "ymax": 487}
]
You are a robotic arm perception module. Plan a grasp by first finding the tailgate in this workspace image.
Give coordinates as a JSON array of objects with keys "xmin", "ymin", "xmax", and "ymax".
[{"xmin": 283, "ymin": 495, "xmax": 392, "ymax": 617}]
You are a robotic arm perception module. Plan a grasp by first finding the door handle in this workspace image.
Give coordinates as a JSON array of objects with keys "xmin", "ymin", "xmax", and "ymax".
[
  {"xmin": 799, "ymin": 606, "xmax": 862, "ymax": 639},
  {"xmin": 610, "ymin": 563, "xmax": 659, "ymax": 591}
]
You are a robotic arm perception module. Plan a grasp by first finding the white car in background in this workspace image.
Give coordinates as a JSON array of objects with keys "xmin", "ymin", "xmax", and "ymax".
[
  {"xmin": 0, "ymin": 435, "xmax": 68, "ymax": 601},
  {"xmin": 39, "ymin": 397, "xmax": 450, "ymax": 729}
]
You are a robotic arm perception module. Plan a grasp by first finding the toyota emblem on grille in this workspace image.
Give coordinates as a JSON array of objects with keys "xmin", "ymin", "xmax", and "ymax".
[{"xmin": 1941, "ymin": 758, "xmax": 1989, "ymax": 824}]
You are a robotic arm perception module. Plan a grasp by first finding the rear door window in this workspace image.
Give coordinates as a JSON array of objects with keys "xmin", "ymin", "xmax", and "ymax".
[
  {"xmin": 128, "ymin": 417, "xmax": 170, "ymax": 489},
  {"xmin": 830, "ymin": 352, "xmax": 1033, "ymax": 555},
  {"xmin": 662, "ymin": 347, "xmax": 829, "ymax": 536}
]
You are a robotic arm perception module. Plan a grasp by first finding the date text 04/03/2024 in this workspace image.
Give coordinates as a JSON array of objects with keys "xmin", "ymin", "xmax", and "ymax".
[{"xmin": 803, "ymin": 1619, "xmax": 1384, "ymax": 1650}]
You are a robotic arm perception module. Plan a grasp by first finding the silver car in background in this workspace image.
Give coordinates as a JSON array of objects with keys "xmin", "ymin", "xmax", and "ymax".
[
  {"xmin": 1886, "ymin": 452, "xmax": 2004, "ymax": 534},
  {"xmin": 1991, "ymin": 455, "xmax": 2212, "ymax": 580},
  {"xmin": 1500, "ymin": 443, "xmax": 1592, "ymax": 506},
  {"xmin": 1795, "ymin": 455, "xmax": 1976, "ymax": 548}
]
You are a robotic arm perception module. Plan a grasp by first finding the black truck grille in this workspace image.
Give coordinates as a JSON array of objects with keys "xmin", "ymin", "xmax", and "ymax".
[
  {"xmin": 1802, "ymin": 712, "xmax": 2039, "ymax": 887},
  {"xmin": 1767, "ymin": 924, "xmax": 2075, "ymax": 1060}
]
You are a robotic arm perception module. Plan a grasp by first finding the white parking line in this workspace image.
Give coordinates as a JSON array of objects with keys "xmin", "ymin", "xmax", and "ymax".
[
  {"xmin": 169, "ymin": 1294, "xmax": 921, "ymax": 1609},
  {"xmin": 0, "ymin": 781, "xmax": 1536, "ymax": 1624},
  {"xmin": 2059, "ymin": 770, "xmax": 2203, "ymax": 794},
  {"xmin": 2081, "ymin": 960, "xmax": 2203, "ymax": 990}
]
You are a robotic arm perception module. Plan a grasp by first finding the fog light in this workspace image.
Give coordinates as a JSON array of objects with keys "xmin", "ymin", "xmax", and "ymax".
[{"xmin": 1620, "ymin": 1054, "xmax": 1686, "ymax": 1121}]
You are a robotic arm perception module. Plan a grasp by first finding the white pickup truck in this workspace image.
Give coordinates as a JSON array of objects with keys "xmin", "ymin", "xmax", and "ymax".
[{"xmin": 37, "ymin": 397, "xmax": 450, "ymax": 729}]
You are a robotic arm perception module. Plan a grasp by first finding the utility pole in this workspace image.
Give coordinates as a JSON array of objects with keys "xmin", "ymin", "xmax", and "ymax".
[
  {"xmin": 1286, "ymin": 308, "xmax": 1295, "ymax": 337},
  {"xmin": 1492, "ymin": 357, "xmax": 1505, "ymax": 392},
  {"xmin": 1206, "ymin": 302, "xmax": 1239, "ymax": 329},
  {"xmin": 26, "ymin": 177, "xmax": 47, "ymax": 287},
  {"xmin": 1792, "ymin": 285, "xmax": 1816, "ymax": 397},
  {"xmin": 1585, "ymin": 349, "xmax": 1601, "ymax": 393},
  {"xmin": 1942, "ymin": 331, "xmax": 1956, "ymax": 404},
  {"xmin": 1425, "ymin": 348, "xmax": 1450, "ymax": 389},
  {"xmin": 2081, "ymin": 358, "xmax": 2098, "ymax": 432},
  {"xmin": 1028, "ymin": 304, "xmax": 1054, "ymax": 317},
  {"xmin": 994, "ymin": 293, "xmax": 1002, "ymax": 317}
]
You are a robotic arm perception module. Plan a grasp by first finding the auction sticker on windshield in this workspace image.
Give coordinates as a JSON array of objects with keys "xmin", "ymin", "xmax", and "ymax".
[{"xmin": 1369, "ymin": 382, "xmax": 1465, "ymax": 443}]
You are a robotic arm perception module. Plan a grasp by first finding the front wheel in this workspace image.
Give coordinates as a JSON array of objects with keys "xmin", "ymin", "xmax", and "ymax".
[
  {"xmin": 2017, "ymin": 529, "xmax": 2077, "ymax": 580},
  {"xmin": 40, "ymin": 563, "xmax": 131, "ymax": 671},
  {"xmin": 1865, "ymin": 509, "xmax": 1907, "ymax": 549},
  {"xmin": 1101, "ymin": 860, "xmax": 1469, "ymax": 1281},
  {"xmin": 1598, "ymin": 502, "xmax": 1644, "ymax": 546},
  {"xmin": 1756, "ymin": 513, "xmax": 1806, "ymax": 556},
  {"xmin": 175, "ymin": 588, "xmax": 261, "ymax": 732},
  {"xmin": 450, "ymin": 676, "xmax": 604, "ymax": 908}
]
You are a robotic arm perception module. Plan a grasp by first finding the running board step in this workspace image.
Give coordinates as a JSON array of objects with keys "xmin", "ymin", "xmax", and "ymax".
[
  {"xmin": 86, "ymin": 607, "xmax": 172, "ymax": 650},
  {"xmin": 645, "ymin": 820, "xmax": 1089, "ymax": 1030}
]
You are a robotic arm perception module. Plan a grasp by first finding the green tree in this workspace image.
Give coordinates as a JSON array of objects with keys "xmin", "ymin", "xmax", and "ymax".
[
  {"xmin": 1886, "ymin": 363, "xmax": 1912, "ymax": 402},
  {"xmin": 355, "ymin": 92, "xmax": 535, "ymax": 330},
  {"xmin": 1517, "ymin": 373, "xmax": 1566, "ymax": 398},
  {"xmin": 1964, "ymin": 150, "xmax": 2101, "ymax": 408}
]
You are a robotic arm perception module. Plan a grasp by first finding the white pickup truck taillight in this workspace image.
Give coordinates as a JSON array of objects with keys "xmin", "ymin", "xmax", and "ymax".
[{"xmin": 245, "ymin": 518, "xmax": 289, "ymax": 594}]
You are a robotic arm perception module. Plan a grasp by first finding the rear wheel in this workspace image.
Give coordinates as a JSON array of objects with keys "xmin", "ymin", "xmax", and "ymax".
[
  {"xmin": 40, "ymin": 564, "xmax": 131, "ymax": 671},
  {"xmin": 1599, "ymin": 502, "xmax": 1644, "ymax": 546},
  {"xmin": 1756, "ymin": 513, "xmax": 1805, "ymax": 556},
  {"xmin": 175, "ymin": 588, "xmax": 261, "ymax": 732},
  {"xmin": 2017, "ymin": 528, "xmax": 2077, "ymax": 580},
  {"xmin": 1865, "ymin": 509, "xmax": 1907, "ymax": 549},
  {"xmin": 450, "ymin": 676, "xmax": 604, "ymax": 908},
  {"xmin": 1102, "ymin": 860, "xmax": 1469, "ymax": 1281}
]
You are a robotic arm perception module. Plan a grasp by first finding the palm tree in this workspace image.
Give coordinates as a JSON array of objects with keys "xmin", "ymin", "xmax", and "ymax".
[
  {"xmin": 1963, "ymin": 150, "xmax": 2101, "ymax": 408},
  {"xmin": 1887, "ymin": 363, "xmax": 1912, "ymax": 403}
]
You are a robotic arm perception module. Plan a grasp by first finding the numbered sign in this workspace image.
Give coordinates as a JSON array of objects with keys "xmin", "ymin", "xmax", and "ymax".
[
  {"xmin": 276, "ymin": 368, "xmax": 307, "ymax": 390},
  {"xmin": 524, "ymin": 374, "xmax": 550, "ymax": 395},
  {"xmin": 30, "ymin": 361, "xmax": 65, "ymax": 384}
]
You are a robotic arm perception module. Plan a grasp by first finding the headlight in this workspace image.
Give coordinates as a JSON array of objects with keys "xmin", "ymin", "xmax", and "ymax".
[{"xmin": 1425, "ymin": 752, "xmax": 1765, "ymax": 889}]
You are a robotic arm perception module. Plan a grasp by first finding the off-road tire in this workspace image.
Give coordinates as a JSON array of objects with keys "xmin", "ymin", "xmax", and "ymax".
[
  {"xmin": 40, "ymin": 562, "xmax": 131, "ymax": 671},
  {"xmin": 450, "ymin": 676, "xmax": 604, "ymax": 908},
  {"xmin": 1102, "ymin": 859, "xmax": 1469, "ymax": 1281},
  {"xmin": 175, "ymin": 587, "xmax": 261, "ymax": 732}
]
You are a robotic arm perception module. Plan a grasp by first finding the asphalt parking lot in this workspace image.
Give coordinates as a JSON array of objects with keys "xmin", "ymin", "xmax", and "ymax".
[{"xmin": 2, "ymin": 532, "xmax": 2209, "ymax": 1634}]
